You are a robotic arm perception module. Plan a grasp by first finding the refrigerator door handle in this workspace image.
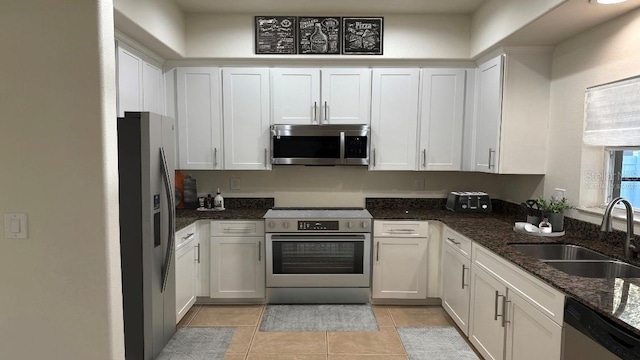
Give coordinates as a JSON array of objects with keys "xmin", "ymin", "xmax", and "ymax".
[{"xmin": 160, "ymin": 146, "xmax": 175, "ymax": 293}]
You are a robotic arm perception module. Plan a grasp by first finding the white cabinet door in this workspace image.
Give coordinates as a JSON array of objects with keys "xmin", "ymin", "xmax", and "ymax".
[
  {"xmin": 210, "ymin": 236, "xmax": 265, "ymax": 299},
  {"xmin": 223, "ymin": 68, "xmax": 271, "ymax": 170},
  {"xmin": 370, "ymin": 69, "xmax": 420, "ymax": 171},
  {"xmin": 321, "ymin": 68, "xmax": 371, "ymax": 125},
  {"xmin": 142, "ymin": 62, "xmax": 163, "ymax": 115},
  {"xmin": 442, "ymin": 243, "xmax": 471, "ymax": 336},
  {"xmin": 469, "ymin": 264, "xmax": 507, "ymax": 360},
  {"xmin": 116, "ymin": 41, "xmax": 164, "ymax": 117},
  {"xmin": 505, "ymin": 291, "xmax": 562, "ymax": 360},
  {"xmin": 473, "ymin": 55, "xmax": 503, "ymax": 173},
  {"xmin": 372, "ymin": 236, "xmax": 427, "ymax": 299},
  {"xmin": 176, "ymin": 67, "xmax": 223, "ymax": 170},
  {"xmin": 175, "ymin": 237, "xmax": 197, "ymax": 323},
  {"xmin": 116, "ymin": 44, "xmax": 143, "ymax": 117},
  {"xmin": 419, "ymin": 69, "xmax": 465, "ymax": 171},
  {"xmin": 271, "ymin": 68, "xmax": 320, "ymax": 125},
  {"xmin": 196, "ymin": 220, "xmax": 210, "ymax": 297}
]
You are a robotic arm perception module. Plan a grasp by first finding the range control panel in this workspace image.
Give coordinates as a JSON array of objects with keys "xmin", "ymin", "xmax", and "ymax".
[
  {"xmin": 298, "ymin": 220, "xmax": 339, "ymax": 231},
  {"xmin": 266, "ymin": 218, "xmax": 372, "ymax": 233}
]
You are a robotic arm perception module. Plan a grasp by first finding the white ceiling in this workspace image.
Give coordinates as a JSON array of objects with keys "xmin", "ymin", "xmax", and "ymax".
[
  {"xmin": 173, "ymin": 0, "xmax": 486, "ymax": 15},
  {"xmin": 504, "ymin": 0, "xmax": 640, "ymax": 46}
]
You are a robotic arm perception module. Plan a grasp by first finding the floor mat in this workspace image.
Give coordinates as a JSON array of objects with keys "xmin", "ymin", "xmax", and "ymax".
[
  {"xmin": 156, "ymin": 327, "xmax": 235, "ymax": 360},
  {"xmin": 397, "ymin": 327, "xmax": 479, "ymax": 360},
  {"xmin": 259, "ymin": 304, "xmax": 379, "ymax": 332}
]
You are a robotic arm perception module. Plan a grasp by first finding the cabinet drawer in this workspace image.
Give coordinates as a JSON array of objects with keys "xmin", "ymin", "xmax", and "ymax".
[
  {"xmin": 211, "ymin": 220, "xmax": 265, "ymax": 236},
  {"xmin": 472, "ymin": 243, "xmax": 564, "ymax": 326},
  {"xmin": 374, "ymin": 221, "xmax": 428, "ymax": 237},
  {"xmin": 443, "ymin": 227, "xmax": 472, "ymax": 259},
  {"xmin": 176, "ymin": 222, "xmax": 197, "ymax": 249}
]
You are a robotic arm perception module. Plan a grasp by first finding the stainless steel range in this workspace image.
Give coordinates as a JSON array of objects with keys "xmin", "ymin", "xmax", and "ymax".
[{"xmin": 263, "ymin": 208, "xmax": 372, "ymax": 304}]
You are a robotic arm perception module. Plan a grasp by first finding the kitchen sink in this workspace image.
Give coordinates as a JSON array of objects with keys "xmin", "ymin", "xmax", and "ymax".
[
  {"xmin": 509, "ymin": 244, "xmax": 610, "ymax": 261},
  {"xmin": 542, "ymin": 260, "xmax": 640, "ymax": 278}
]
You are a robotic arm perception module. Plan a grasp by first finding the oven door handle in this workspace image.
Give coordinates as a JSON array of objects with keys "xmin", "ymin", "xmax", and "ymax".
[{"xmin": 269, "ymin": 234, "xmax": 367, "ymax": 241}]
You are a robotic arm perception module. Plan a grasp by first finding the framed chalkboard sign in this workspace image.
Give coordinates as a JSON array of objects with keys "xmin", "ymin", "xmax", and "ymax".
[
  {"xmin": 342, "ymin": 17, "xmax": 383, "ymax": 55},
  {"xmin": 298, "ymin": 17, "xmax": 341, "ymax": 55},
  {"xmin": 255, "ymin": 16, "xmax": 297, "ymax": 54}
]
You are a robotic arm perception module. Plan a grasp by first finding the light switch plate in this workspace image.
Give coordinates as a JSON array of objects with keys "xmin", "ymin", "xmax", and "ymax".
[{"xmin": 4, "ymin": 213, "xmax": 27, "ymax": 239}]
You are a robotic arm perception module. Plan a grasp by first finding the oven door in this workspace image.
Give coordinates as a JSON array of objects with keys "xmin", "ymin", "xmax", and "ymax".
[{"xmin": 266, "ymin": 233, "xmax": 371, "ymax": 288}]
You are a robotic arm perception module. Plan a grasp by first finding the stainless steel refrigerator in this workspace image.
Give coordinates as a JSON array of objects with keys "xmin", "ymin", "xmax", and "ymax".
[{"xmin": 118, "ymin": 112, "xmax": 176, "ymax": 360}]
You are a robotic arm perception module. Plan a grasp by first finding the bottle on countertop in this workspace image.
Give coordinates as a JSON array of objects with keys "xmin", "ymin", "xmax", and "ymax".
[
  {"xmin": 205, "ymin": 194, "xmax": 213, "ymax": 209},
  {"xmin": 214, "ymin": 188, "xmax": 224, "ymax": 210}
]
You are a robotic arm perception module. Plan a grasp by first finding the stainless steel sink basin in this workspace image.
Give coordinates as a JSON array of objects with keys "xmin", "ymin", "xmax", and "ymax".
[
  {"xmin": 509, "ymin": 244, "xmax": 610, "ymax": 261},
  {"xmin": 542, "ymin": 260, "xmax": 640, "ymax": 278}
]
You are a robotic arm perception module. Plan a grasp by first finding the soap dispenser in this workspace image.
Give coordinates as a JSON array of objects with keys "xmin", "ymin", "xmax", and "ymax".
[{"xmin": 213, "ymin": 188, "xmax": 224, "ymax": 210}]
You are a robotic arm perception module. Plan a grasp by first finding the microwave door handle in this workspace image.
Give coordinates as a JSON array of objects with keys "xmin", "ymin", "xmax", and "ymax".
[{"xmin": 340, "ymin": 131, "xmax": 345, "ymax": 163}]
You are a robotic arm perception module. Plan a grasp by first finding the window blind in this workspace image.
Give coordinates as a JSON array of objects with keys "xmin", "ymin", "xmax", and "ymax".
[{"xmin": 583, "ymin": 75, "xmax": 640, "ymax": 146}]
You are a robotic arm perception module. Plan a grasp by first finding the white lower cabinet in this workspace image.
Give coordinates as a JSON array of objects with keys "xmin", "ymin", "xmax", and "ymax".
[
  {"xmin": 175, "ymin": 223, "xmax": 199, "ymax": 323},
  {"xmin": 372, "ymin": 221, "xmax": 428, "ymax": 299},
  {"xmin": 210, "ymin": 221, "xmax": 265, "ymax": 299},
  {"xmin": 442, "ymin": 240, "xmax": 471, "ymax": 335},
  {"xmin": 468, "ymin": 242, "xmax": 564, "ymax": 360},
  {"xmin": 505, "ymin": 290, "xmax": 562, "ymax": 360},
  {"xmin": 469, "ymin": 264, "xmax": 507, "ymax": 360}
]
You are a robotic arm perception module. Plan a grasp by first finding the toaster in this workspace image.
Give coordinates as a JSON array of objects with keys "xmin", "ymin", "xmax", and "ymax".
[{"xmin": 446, "ymin": 192, "xmax": 492, "ymax": 212}]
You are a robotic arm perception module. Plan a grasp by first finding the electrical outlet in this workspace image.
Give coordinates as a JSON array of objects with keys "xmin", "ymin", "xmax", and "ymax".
[
  {"xmin": 554, "ymin": 188, "xmax": 566, "ymax": 199},
  {"xmin": 413, "ymin": 178, "xmax": 425, "ymax": 191},
  {"xmin": 230, "ymin": 177, "xmax": 241, "ymax": 191}
]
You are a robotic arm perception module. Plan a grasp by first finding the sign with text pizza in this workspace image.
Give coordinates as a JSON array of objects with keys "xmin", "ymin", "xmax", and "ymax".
[{"xmin": 342, "ymin": 17, "xmax": 383, "ymax": 55}]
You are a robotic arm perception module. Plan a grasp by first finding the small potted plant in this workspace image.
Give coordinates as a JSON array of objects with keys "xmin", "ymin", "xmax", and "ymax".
[{"xmin": 536, "ymin": 196, "xmax": 573, "ymax": 232}]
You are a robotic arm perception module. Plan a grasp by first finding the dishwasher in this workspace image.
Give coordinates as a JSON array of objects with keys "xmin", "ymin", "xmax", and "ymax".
[{"xmin": 563, "ymin": 297, "xmax": 640, "ymax": 360}]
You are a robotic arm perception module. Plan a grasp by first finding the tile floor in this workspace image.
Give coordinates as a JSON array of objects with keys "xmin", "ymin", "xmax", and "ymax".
[{"xmin": 177, "ymin": 305, "xmax": 481, "ymax": 360}]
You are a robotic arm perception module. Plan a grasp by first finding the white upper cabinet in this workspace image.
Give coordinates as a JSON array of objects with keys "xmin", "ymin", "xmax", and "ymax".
[
  {"xmin": 116, "ymin": 40, "xmax": 164, "ymax": 117},
  {"xmin": 321, "ymin": 69, "xmax": 371, "ymax": 125},
  {"xmin": 472, "ymin": 55, "xmax": 503, "ymax": 173},
  {"xmin": 370, "ymin": 69, "xmax": 420, "ymax": 171},
  {"xmin": 222, "ymin": 68, "xmax": 271, "ymax": 170},
  {"xmin": 471, "ymin": 49, "xmax": 552, "ymax": 174},
  {"xmin": 418, "ymin": 69, "xmax": 466, "ymax": 171},
  {"xmin": 271, "ymin": 68, "xmax": 371, "ymax": 125},
  {"xmin": 175, "ymin": 67, "xmax": 223, "ymax": 170}
]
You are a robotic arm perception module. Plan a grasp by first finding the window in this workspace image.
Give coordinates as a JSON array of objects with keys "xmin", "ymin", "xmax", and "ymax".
[{"xmin": 607, "ymin": 149, "xmax": 640, "ymax": 208}]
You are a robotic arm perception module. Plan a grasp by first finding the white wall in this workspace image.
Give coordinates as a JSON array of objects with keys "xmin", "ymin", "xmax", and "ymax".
[
  {"xmin": 470, "ymin": 0, "xmax": 565, "ymax": 57},
  {"xmin": 114, "ymin": 0, "xmax": 186, "ymax": 58},
  {"xmin": 0, "ymin": 1, "xmax": 124, "ymax": 359},
  {"xmin": 543, "ymin": 8, "xmax": 640, "ymax": 224},
  {"xmin": 186, "ymin": 14, "xmax": 471, "ymax": 60},
  {"xmin": 187, "ymin": 168, "xmax": 544, "ymax": 207}
]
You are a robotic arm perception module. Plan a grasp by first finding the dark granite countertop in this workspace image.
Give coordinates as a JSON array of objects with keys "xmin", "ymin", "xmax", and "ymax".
[{"xmin": 175, "ymin": 197, "xmax": 640, "ymax": 336}]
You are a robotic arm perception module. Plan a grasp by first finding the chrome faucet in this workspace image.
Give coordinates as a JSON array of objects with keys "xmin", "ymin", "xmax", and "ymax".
[{"xmin": 601, "ymin": 197, "xmax": 638, "ymax": 258}]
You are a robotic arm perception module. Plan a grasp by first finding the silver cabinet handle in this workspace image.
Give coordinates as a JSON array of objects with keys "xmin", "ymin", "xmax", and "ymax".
[
  {"xmin": 503, "ymin": 298, "xmax": 510, "ymax": 327},
  {"xmin": 461, "ymin": 265, "xmax": 468, "ymax": 289},
  {"xmin": 422, "ymin": 149, "xmax": 427, "ymax": 168},
  {"xmin": 324, "ymin": 101, "xmax": 328, "ymax": 123},
  {"xmin": 313, "ymin": 102, "xmax": 318, "ymax": 123},
  {"xmin": 495, "ymin": 291, "xmax": 506, "ymax": 324},
  {"xmin": 376, "ymin": 242, "xmax": 380, "ymax": 261},
  {"xmin": 447, "ymin": 237, "xmax": 461, "ymax": 245},
  {"xmin": 223, "ymin": 227, "xmax": 252, "ymax": 232},
  {"xmin": 182, "ymin": 233, "xmax": 195, "ymax": 241},
  {"xmin": 195, "ymin": 243, "xmax": 201, "ymax": 264},
  {"xmin": 372, "ymin": 148, "xmax": 376, "ymax": 167},
  {"xmin": 258, "ymin": 241, "xmax": 262, "ymax": 262},
  {"xmin": 214, "ymin": 148, "xmax": 218, "ymax": 168},
  {"xmin": 488, "ymin": 148, "xmax": 495, "ymax": 169},
  {"xmin": 494, "ymin": 291, "xmax": 500, "ymax": 321},
  {"xmin": 264, "ymin": 148, "xmax": 268, "ymax": 168}
]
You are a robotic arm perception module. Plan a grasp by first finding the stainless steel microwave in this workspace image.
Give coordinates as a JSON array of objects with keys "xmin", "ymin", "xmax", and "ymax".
[{"xmin": 271, "ymin": 124, "xmax": 369, "ymax": 165}]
